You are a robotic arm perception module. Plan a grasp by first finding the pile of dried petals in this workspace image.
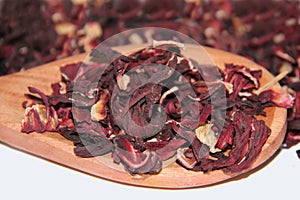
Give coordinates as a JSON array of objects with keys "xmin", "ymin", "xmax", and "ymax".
[
  {"xmin": 21, "ymin": 43, "xmax": 294, "ymax": 175},
  {"xmin": 1, "ymin": 0, "xmax": 299, "ymax": 156}
]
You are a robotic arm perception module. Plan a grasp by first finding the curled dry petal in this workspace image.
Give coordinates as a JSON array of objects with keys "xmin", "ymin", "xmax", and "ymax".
[
  {"xmin": 270, "ymin": 90, "xmax": 295, "ymax": 108},
  {"xmin": 176, "ymin": 148, "xmax": 197, "ymax": 170},
  {"xmin": 283, "ymin": 131, "xmax": 300, "ymax": 149},
  {"xmin": 113, "ymin": 135, "xmax": 162, "ymax": 174},
  {"xmin": 154, "ymin": 138, "xmax": 187, "ymax": 161},
  {"xmin": 215, "ymin": 124, "xmax": 234, "ymax": 150}
]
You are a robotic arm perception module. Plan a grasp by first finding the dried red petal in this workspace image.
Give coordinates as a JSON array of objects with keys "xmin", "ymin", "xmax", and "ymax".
[
  {"xmin": 113, "ymin": 135, "xmax": 162, "ymax": 174},
  {"xmin": 269, "ymin": 90, "xmax": 294, "ymax": 108},
  {"xmin": 215, "ymin": 124, "xmax": 234, "ymax": 150},
  {"xmin": 283, "ymin": 131, "xmax": 300, "ymax": 149},
  {"xmin": 74, "ymin": 134, "xmax": 113, "ymax": 158},
  {"xmin": 154, "ymin": 138, "xmax": 187, "ymax": 161}
]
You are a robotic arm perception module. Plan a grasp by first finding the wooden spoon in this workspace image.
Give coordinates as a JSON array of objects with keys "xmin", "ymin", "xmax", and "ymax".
[{"xmin": 0, "ymin": 44, "xmax": 287, "ymax": 188}]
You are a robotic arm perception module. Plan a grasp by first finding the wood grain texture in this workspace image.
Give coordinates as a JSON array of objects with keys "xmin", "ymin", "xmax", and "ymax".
[{"xmin": 0, "ymin": 44, "xmax": 287, "ymax": 188}]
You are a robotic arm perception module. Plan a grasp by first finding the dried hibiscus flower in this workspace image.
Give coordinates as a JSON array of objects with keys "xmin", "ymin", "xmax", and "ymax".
[{"xmin": 21, "ymin": 42, "xmax": 293, "ymax": 175}]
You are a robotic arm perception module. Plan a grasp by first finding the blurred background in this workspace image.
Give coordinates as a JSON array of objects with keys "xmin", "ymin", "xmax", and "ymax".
[{"xmin": 0, "ymin": 0, "xmax": 299, "ymax": 152}]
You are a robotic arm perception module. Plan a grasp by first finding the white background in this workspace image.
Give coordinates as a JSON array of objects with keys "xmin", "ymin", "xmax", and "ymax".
[{"xmin": 1, "ymin": 143, "xmax": 300, "ymax": 200}]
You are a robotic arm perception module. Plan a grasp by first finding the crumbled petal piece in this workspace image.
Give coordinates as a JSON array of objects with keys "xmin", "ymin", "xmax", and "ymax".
[
  {"xmin": 90, "ymin": 89, "xmax": 110, "ymax": 121},
  {"xmin": 195, "ymin": 123, "xmax": 220, "ymax": 153}
]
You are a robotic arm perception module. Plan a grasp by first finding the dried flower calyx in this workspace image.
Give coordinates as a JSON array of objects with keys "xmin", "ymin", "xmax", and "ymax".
[{"xmin": 21, "ymin": 43, "xmax": 293, "ymax": 175}]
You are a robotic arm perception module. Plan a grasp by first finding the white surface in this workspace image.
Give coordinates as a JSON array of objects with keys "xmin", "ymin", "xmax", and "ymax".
[{"xmin": 0, "ymin": 143, "xmax": 300, "ymax": 200}]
